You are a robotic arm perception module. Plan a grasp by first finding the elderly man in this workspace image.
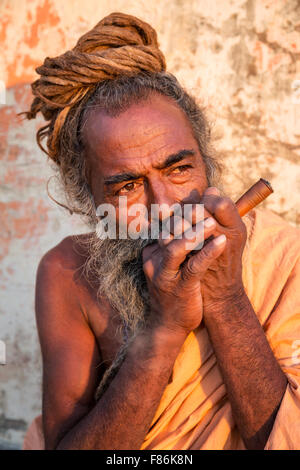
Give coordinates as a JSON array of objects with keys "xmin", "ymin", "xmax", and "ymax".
[{"xmin": 22, "ymin": 13, "xmax": 300, "ymax": 450}]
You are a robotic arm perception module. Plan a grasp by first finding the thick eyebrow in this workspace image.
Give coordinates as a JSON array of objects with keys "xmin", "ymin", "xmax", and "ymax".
[
  {"xmin": 104, "ymin": 171, "xmax": 142, "ymax": 186},
  {"xmin": 154, "ymin": 149, "xmax": 196, "ymax": 170},
  {"xmin": 104, "ymin": 149, "xmax": 196, "ymax": 186}
]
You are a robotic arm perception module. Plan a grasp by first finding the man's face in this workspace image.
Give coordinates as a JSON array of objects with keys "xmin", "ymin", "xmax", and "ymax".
[
  {"xmin": 80, "ymin": 93, "xmax": 210, "ymax": 342},
  {"xmin": 82, "ymin": 92, "xmax": 208, "ymax": 229}
]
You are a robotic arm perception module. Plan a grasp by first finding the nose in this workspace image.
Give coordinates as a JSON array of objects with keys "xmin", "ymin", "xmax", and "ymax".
[{"xmin": 146, "ymin": 178, "xmax": 178, "ymax": 222}]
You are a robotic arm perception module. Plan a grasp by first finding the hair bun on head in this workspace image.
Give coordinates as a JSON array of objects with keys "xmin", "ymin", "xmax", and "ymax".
[
  {"xmin": 75, "ymin": 11, "xmax": 163, "ymax": 55},
  {"xmin": 24, "ymin": 12, "xmax": 166, "ymax": 122},
  {"xmin": 22, "ymin": 12, "xmax": 166, "ymax": 164}
]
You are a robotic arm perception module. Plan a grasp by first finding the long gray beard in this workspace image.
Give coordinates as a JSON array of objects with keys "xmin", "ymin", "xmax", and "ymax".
[{"xmin": 79, "ymin": 233, "xmax": 155, "ymax": 400}]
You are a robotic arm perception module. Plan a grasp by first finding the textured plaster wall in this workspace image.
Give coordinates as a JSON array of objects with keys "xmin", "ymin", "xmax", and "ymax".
[{"xmin": 0, "ymin": 0, "xmax": 299, "ymax": 448}]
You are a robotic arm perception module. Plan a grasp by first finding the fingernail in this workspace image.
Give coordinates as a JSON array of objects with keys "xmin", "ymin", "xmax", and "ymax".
[
  {"xmin": 214, "ymin": 234, "xmax": 226, "ymax": 245},
  {"xmin": 204, "ymin": 217, "xmax": 216, "ymax": 228}
]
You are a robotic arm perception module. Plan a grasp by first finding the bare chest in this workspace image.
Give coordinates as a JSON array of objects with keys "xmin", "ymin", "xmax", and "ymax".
[{"xmin": 78, "ymin": 277, "xmax": 127, "ymax": 370}]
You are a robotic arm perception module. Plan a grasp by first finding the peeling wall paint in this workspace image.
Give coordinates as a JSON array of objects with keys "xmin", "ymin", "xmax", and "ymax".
[{"xmin": 0, "ymin": 0, "xmax": 299, "ymax": 448}]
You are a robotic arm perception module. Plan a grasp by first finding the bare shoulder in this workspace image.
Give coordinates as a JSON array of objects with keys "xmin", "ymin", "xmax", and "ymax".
[
  {"xmin": 35, "ymin": 233, "xmax": 95, "ymax": 326},
  {"xmin": 36, "ymin": 233, "xmax": 124, "ymax": 368},
  {"xmin": 35, "ymin": 233, "xmax": 117, "ymax": 341},
  {"xmin": 37, "ymin": 233, "xmax": 91, "ymax": 276}
]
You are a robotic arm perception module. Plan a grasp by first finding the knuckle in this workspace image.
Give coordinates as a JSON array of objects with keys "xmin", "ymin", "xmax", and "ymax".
[
  {"xmin": 157, "ymin": 272, "xmax": 176, "ymax": 292},
  {"xmin": 182, "ymin": 251, "xmax": 206, "ymax": 281},
  {"xmin": 201, "ymin": 241, "xmax": 215, "ymax": 258},
  {"xmin": 185, "ymin": 258, "xmax": 199, "ymax": 278},
  {"xmin": 215, "ymin": 196, "xmax": 232, "ymax": 212},
  {"xmin": 163, "ymin": 243, "xmax": 176, "ymax": 261}
]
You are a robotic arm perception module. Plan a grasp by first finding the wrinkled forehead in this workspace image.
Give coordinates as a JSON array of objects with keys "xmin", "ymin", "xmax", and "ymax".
[{"xmin": 81, "ymin": 93, "xmax": 199, "ymax": 172}]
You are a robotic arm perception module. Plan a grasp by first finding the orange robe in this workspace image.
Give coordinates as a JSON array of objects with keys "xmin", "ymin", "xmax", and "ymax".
[{"xmin": 23, "ymin": 209, "xmax": 300, "ymax": 450}]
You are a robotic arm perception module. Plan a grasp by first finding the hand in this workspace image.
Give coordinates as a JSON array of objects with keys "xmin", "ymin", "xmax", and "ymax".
[
  {"xmin": 199, "ymin": 187, "xmax": 247, "ymax": 310},
  {"xmin": 142, "ymin": 215, "xmax": 227, "ymax": 337}
]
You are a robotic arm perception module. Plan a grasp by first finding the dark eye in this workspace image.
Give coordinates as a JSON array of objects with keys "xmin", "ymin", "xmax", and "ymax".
[
  {"xmin": 171, "ymin": 165, "xmax": 192, "ymax": 174},
  {"xmin": 117, "ymin": 181, "xmax": 139, "ymax": 195},
  {"xmin": 123, "ymin": 182, "xmax": 135, "ymax": 191}
]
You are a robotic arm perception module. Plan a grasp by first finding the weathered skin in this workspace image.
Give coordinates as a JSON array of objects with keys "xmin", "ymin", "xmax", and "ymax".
[{"xmin": 36, "ymin": 93, "xmax": 287, "ymax": 450}]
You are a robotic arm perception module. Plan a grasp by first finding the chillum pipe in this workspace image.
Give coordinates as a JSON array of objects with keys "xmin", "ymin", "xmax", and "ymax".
[
  {"xmin": 235, "ymin": 178, "xmax": 273, "ymax": 217},
  {"xmin": 189, "ymin": 178, "xmax": 273, "ymax": 253}
]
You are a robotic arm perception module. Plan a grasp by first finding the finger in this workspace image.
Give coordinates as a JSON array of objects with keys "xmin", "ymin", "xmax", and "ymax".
[
  {"xmin": 182, "ymin": 203, "xmax": 205, "ymax": 227},
  {"xmin": 142, "ymin": 242, "xmax": 160, "ymax": 264},
  {"xmin": 169, "ymin": 215, "xmax": 192, "ymax": 238},
  {"xmin": 201, "ymin": 194, "xmax": 241, "ymax": 228},
  {"xmin": 161, "ymin": 217, "xmax": 217, "ymax": 274},
  {"xmin": 158, "ymin": 230, "xmax": 174, "ymax": 248},
  {"xmin": 158, "ymin": 214, "xmax": 192, "ymax": 248},
  {"xmin": 181, "ymin": 234, "xmax": 227, "ymax": 283},
  {"xmin": 183, "ymin": 202, "xmax": 221, "ymax": 227},
  {"xmin": 183, "ymin": 189, "xmax": 222, "ymax": 226},
  {"xmin": 203, "ymin": 186, "xmax": 221, "ymax": 196}
]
